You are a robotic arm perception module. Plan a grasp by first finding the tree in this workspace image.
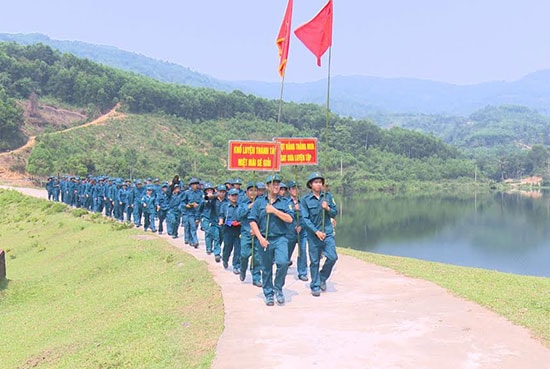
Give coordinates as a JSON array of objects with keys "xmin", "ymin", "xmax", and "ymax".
[
  {"xmin": 0, "ymin": 86, "xmax": 24, "ymax": 150},
  {"xmin": 526, "ymin": 145, "xmax": 549, "ymax": 175}
]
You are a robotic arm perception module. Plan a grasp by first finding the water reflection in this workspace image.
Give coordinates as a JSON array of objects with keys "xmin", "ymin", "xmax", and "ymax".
[{"xmin": 337, "ymin": 192, "xmax": 550, "ymax": 277}]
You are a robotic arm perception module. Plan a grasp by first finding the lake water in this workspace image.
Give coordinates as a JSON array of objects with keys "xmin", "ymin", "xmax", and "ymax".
[{"xmin": 336, "ymin": 191, "xmax": 550, "ymax": 277}]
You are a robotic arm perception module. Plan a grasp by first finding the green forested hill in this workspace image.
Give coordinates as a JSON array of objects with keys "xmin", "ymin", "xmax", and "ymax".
[
  {"xmin": 453, "ymin": 105, "xmax": 549, "ymax": 148},
  {"xmin": 378, "ymin": 106, "xmax": 549, "ymax": 148},
  {"xmin": 371, "ymin": 106, "xmax": 550, "ymax": 180},
  {"xmin": 0, "ymin": 33, "xmax": 232, "ymax": 91},
  {"xmin": 26, "ymin": 112, "xmax": 477, "ymax": 193},
  {"xmin": 0, "ymin": 42, "xmax": 484, "ymax": 191},
  {"xmin": 6, "ymin": 33, "xmax": 550, "ymax": 118}
]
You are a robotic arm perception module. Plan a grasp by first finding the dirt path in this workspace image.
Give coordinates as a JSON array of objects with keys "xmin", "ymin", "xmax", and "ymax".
[
  {"xmin": 0, "ymin": 104, "xmax": 125, "ymax": 182},
  {"xmin": 3, "ymin": 186, "xmax": 550, "ymax": 369}
]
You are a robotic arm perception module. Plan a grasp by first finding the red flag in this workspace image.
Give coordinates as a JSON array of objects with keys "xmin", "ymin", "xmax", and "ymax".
[
  {"xmin": 294, "ymin": 0, "xmax": 333, "ymax": 66},
  {"xmin": 276, "ymin": 0, "xmax": 293, "ymax": 77}
]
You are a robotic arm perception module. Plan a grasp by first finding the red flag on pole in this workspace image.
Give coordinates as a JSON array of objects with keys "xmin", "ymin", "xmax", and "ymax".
[
  {"xmin": 294, "ymin": 0, "xmax": 333, "ymax": 66},
  {"xmin": 276, "ymin": 0, "xmax": 293, "ymax": 77}
]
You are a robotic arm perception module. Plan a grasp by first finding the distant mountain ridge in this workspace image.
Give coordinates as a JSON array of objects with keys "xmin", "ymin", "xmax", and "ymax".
[
  {"xmin": 0, "ymin": 33, "xmax": 233, "ymax": 91},
  {"xmin": 231, "ymin": 74, "xmax": 550, "ymax": 117},
  {"xmin": 3, "ymin": 33, "xmax": 550, "ymax": 117}
]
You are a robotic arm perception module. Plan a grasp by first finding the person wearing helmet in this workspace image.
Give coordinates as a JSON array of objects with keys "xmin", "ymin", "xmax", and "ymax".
[
  {"xmin": 52, "ymin": 177, "xmax": 60, "ymax": 202},
  {"xmin": 141, "ymin": 185, "xmax": 158, "ymax": 232},
  {"xmin": 236, "ymin": 181, "xmax": 262, "ymax": 287},
  {"xmin": 200, "ymin": 182, "xmax": 217, "ymax": 256},
  {"xmin": 248, "ymin": 174, "xmax": 294, "ymax": 306},
  {"xmin": 301, "ymin": 172, "xmax": 338, "ymax": 297},
  {"xmin": 286, "ymin": 180, "xmax": 308, "ymax": 281},
  {"xmin": 167, "ymin": 184, "xmax": 183, "ymax": 238},
  {"xmin": 46, "ymin": 176, "xmax": 54, "ymax": 201},
  {"xmin": 117, "ymin": 181, "xmax": 132, "ymax": 222},
  {"xmin": 104, "ymin": 178, "xmax": 115, "ymax": 218},
  {"xmin": 219, "ymin": 188, "xmax": 242, "ymax": 273},
  {"xmin": 156, "ymin": 183, "xmax": 170, "ymax": 234},
  {"xmin": 233, "ymin": 178, "xmax": 245, "ymax": 201},
  {"xmin": 132, "ymin": 180, "xmax": 145, "ymax": 227},
  {"xmin": 256, "ymin": 182, "xmax": 266, "ymax": 197},
  {"xmin": 211, "ymin": 185, "xmax": 228, "ymax": 262},
  {"xmin": 182, "ymin": 178, "xmax": 203, "ymax": 248}
]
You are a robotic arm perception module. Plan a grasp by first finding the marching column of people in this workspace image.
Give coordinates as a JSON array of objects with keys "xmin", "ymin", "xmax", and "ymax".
[{"xmin": 44, "ymin": 171, "xmax": 338, "ymax": 305}]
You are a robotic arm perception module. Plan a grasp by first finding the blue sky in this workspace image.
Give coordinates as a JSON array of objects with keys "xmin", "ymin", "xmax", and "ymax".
[{"xmin": 2, "ymin": 0, "xmax": 550, "ymax": 85}]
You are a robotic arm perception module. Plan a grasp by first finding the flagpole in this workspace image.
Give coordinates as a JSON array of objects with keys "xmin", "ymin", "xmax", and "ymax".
[
  {"xmin": 250, "ymin": 171, "xmax": 257, "ymax": 270},
  {"xmin": 322, "ymin": 46, "xmax": 332, "ymax": 231},
  {"xmin": 324, "ymin": 47, "xmax": 332, "ymax": 165},
  {"xmin": 267, "ymin": 64, "xmax": 286, "ymax": 240},
  {"xmin": 277, "ymin": 73, "xmax": 286, "ymax": 125}
]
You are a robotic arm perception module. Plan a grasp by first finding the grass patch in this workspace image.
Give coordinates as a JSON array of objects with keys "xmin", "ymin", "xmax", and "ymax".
[
  {"xmin": 339, "ymin": 248, "xmax": 550, "ymax": 347},
  {"xmin": 0, "ymin": 189, "xmax": 223, "ymax": 369}
]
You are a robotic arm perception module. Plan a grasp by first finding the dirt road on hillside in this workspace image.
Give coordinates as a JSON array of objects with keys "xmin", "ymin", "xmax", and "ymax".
[{"xmin": 0, "ymin": 104, "xmax": 125, "ymax": 183}]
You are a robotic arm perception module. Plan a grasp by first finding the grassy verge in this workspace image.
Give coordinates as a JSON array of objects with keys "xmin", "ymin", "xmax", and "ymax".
[
  {"xmin": 0, "ymin": 189, "xmax": 223, "ymax": 369},
  {"xmin": 339, "ymin": 248, "xmax": 550, "ymax": 347}
]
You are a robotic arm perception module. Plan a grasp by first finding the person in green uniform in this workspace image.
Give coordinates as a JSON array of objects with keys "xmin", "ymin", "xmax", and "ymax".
[
  {"xmin": 249, "ymin": 174, "xmax": 294, "ymax": 306},
  {"xmin": 301, "ymin": 172, "xmax": 338, "ymax": 297}
]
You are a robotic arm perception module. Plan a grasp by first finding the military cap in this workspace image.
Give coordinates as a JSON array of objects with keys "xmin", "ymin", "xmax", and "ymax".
[
  {"xmin": 188, "ymin": 177, "xmax": 200, "ymax": 185},
  {"xmin": 306, "ymin": 172, "xmax": 325, "ymax": 188},
  {"xmin": 266, "ymin": 174, "xmax": 282, "ymax": 184},
  {"xmin": 246, "ymin": 181, "xmax": 257, "ymax": 190},
  {"xmin": 217, "ymin": 184, "xmax": 227, "ymax": 191},
  {"xmin": 228, "ymin": 188, "xmax": 239, "ymax": 196},
  {"xmin": 287, "ymin": 180, "xmax": 300, "ymax": 188}
]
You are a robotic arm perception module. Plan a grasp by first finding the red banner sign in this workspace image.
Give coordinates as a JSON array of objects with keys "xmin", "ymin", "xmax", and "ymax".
[
  {"xmin": 228, "ymin": 141, "xmax": 281, "ymax": 171},
  {"xmin": 274, "ymin": 137, "xmax": 318, "ymax": 166}
]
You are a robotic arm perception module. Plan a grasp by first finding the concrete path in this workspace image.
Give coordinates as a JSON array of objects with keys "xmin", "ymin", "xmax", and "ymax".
[{"xmin": 3, "ymin": 186, "xmax": 550, "ymax": 369}]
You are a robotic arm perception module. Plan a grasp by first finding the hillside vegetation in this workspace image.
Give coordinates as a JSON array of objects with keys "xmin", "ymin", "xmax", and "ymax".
[
  {"xmin": 6, "ymin": 33, "xmax": 550, "ymax": 118},
  {"xmin": 0, "ymin": 42, "xmax": 487, "ymax": 191},
  {"xmin": 26, "ymin": 111, "xmax": 479, "ymax": 193},
  {"xmin": 373, "ymin": 106, "xmax": 550, "ymax": 181},
  {"xmin": 0, "ymin": 33, "xmax": 233, "ymax": 92}
]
